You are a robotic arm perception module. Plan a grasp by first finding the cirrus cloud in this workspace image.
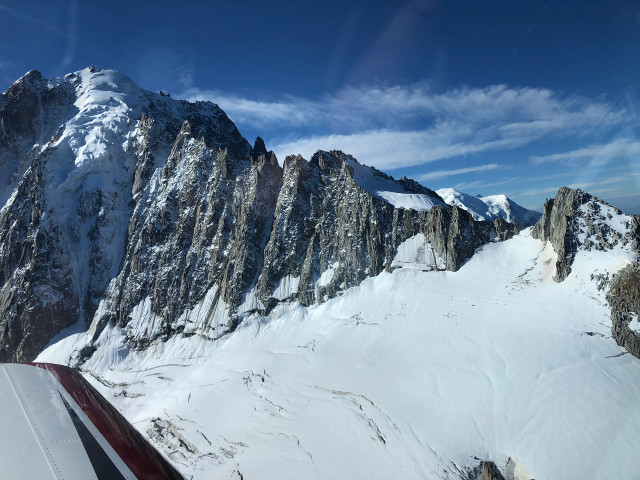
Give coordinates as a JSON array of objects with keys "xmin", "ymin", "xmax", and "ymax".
[
  {"xmin": 180, "ymin": 82, "xmax": 631, "ymax": 173},
  {"xmin": 531, "ymin": 138, "xmax": 640, "ymax": 164}
]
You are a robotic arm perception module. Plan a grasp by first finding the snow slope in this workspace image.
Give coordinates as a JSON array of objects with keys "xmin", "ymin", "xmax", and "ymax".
[
  {"xmin": 346, "ymin": 157, "xmax": 444, "ymax": 211},
  {"xmin": 437, "ymin": 188, "xmax": 541, "ymax": 226},
  {"xmin": 41, "ymin": 69, "xmax": 147, "ymax": 315},
  {"xmin": 38, "ymin": 228, "xmax": 640, "ymax": 480}
]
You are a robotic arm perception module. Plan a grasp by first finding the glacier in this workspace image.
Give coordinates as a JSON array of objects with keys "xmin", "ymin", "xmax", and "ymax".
[{"xmin": 38, "ymin": 225, "xmax": 640, "ymax": 480}]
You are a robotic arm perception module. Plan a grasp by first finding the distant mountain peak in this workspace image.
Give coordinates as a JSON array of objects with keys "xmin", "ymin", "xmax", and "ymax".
[{"xmin": 436, "ymin": 187, "xmax": 541, "ymax": 226}]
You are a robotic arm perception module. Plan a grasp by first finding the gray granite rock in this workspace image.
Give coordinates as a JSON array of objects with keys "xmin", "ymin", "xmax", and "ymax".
[
  {"xmin": 532, "ymin": 187, "xmax": 639, "ymax": 282},
  {"xmin": 481, "ymin": 461, "xmax": 506, "ymax": 480},
  {"xmin": 607, "ymin": 262, "xmax": 640, "ymax": 359}
]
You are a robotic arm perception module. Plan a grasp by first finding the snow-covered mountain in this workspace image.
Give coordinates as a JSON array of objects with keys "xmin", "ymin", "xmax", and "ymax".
[
  {"xmin": 437, "ymin": 187, "xmax": 542, "ymax": 227},
  {"xmin": 0, "ymin": 67, "xmax": 516, "ymax": 363},
  {"xmin": 3, "ymin": 67, "xmax": 640, "ymax": 480},
  {"xmin": 0, "ymin": 66, "xmax": 252, "ymax": 361}
]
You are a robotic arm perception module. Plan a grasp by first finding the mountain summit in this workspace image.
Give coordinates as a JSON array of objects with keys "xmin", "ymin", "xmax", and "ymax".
[{"xmin": 436, "ymin": 187, "xmax": 541, "ymax": 226}]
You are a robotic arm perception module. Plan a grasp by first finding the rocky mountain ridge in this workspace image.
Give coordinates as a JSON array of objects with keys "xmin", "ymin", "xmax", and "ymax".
[
  {"xmin": 0, "ymin": 67, "xmax": 519, "ymax": 363},
  {"xmin": 530, "ymin": 186, "xmax": 640, "ymax": 358},
  {"xmin": 531, "ymin": 187, "xmax": 639, "ymax": 282}
]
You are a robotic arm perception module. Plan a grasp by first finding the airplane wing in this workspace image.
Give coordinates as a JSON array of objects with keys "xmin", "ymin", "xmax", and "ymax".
[{"xmin": 0, "ymin": 362, "xmax": 184, "ymax": 479}]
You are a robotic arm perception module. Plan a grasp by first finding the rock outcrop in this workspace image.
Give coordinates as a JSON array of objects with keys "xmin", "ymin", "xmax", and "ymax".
[
  {"xmin": 532, "ymin": 187, "xmax": 639, "ymax": 281},
  {"xmin": 481, "ymin": 461, "xmax": 506, "ymax": 480},
  {"xmin": 1, "ymin": 67, "xmax": 250, "ymax": 360},
  {"xmin": 530, "ymin": 187, "xmax": 640, "ymax": 358},
  {"xmin": 608, "ymin": 262, "xmax": 640, "ymax": 359}
]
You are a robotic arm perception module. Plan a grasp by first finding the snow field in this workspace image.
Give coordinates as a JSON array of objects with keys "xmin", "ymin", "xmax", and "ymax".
[
  {"xmin": 346, "ymin": 157, "xmax": 443, "ymax": 211},
  {"xmin": 38, "ymin": 229, "xmax": 640, "ymax": 479}
]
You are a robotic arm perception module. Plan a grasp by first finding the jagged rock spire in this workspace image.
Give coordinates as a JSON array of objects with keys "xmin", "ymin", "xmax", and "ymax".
[{"xmin": 252, "ymin": 136, "xmax": 268, "ymax": 156}]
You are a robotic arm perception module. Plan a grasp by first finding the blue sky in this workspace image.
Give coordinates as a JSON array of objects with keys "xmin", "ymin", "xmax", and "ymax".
[{"xmin": 1, "ymin": 0, "xmax": 639, "ymax": 212}]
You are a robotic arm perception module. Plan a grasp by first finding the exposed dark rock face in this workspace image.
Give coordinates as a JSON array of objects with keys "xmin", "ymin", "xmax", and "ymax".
[
  {"xmin": 251, "ymin": 136, "xmax": 268, "ymax": 157},
  {"xmin": 0, "ymin": 160, "xmax": 78, "ymax": 362},
  {"xmin": 0, "ymin": 67, "xmax": 519, "ymax": 363},
  {"xmin": 88, "ymin": 148, "xmax": 516, "ymax": 354},
  {"xmin": 608, "ymin": 262, "xmax": 640, "ymax": 359},
  {"xmin": 0, "ymin": 71, "xmax": 83, "ymax": 362},
  {"xmin": 532, "ymin": 187, "xmax": 639, "ymax": 281},
  {"xmin": 256, "ymin": 150, "xmax": 406, "ymax": 306},
  {"xmin": 421, "ymin": 203, "xmax": 517, "ymax": 271},
  {"xmin": 531, "ymin": 187, "xmax": 640, "ymax": 358},
  {"xmin": 531, "ymin": 187, "xmax": 587, "ymax": 281},
  {"xmin": 94, "ymin": 121, "xmax": 283, "ymax": 348},
  {"xmin": 398, "ymin": 175, "xmax": 442, "ymax": 198},
  {"xmin": 254, "ymin": 150, "xmax": 516, "ymax": 307},
  {"xmin": 0, "ymin": 67, "xmax": 250, "ymax": 361},
  {"xmin": 481, "ymin": 461, "xmax": 506, "ymax": 480},
  {"xmin": 0, "ymin": 71, "xmax": 41, "ymax": 147}
]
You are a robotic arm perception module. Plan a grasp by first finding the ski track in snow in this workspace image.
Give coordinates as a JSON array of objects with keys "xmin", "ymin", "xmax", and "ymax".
[{"xmin": 38, "ymin": 231, "xmax": 640, "ymax": 479}]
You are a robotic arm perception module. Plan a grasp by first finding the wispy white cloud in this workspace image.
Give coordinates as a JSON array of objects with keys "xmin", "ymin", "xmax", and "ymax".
[
  {"xmin": 531, "ymin": 138, "xmax": 640, "ymax": 164},
  {"xmin": 179, "ymin": 82, "xmax": 640, "ymax": 210},
  {"xmin": 453, "ymin": 172, "xmax": 573, "ymax": 193},
  {"xmin": 183, "ymin": 83, "xmax": 625, "ymax": 135},
  {"xmin": 271, "ymin": 129, "xmax": 536, "ymax": 171},
  {"xmin": 518, "ymin": 185, "xmax": 586, "ymax": 197},
  {"xmin": 452, "ymin": 180, "xmax": 485, "ymax": 191},
  {"xmin": 517, "ymin": 175, "xmax": 628, "ymax": 197},
  {"xmin": 418, "ymin": 163, "xmax": 500, "ymax": 181},
  {"xmin": 178, "ymin": 68, "xmax": 194, "ymax": 89},
  {"xmin": 271, "ymin": 130, "xmax": 430, "ymax": 170},
  {"xmin": 182, "ymin": 88, "xmax": 320, "ymax": 127},
  {"xmin": 180, "ymin": 83, "xmax": 631, "ymax": 176},
  {"xmin": 588, "ymin": 187, "xmax": 627, "ymax": 196}
]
